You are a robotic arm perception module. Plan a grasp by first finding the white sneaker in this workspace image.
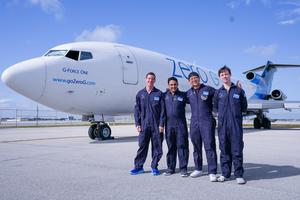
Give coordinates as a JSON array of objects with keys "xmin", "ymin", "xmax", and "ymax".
[
  {"xmin": 180, "ymin": 170, "xmax": 188, "ymax": 177},
  {"xmin": 217, "ymin": 175, "xmax": 226, "ymax": 182},
  {"xmin": 209, "ymin": 174, "xmax": 217, "ymax": 182},
  {"xmin": 236, "ymin": 177, "xmax": 246, "ymax": 184},
  {"xmin": 190, "ymin": 170, "xmax": 202, "ymax": 178}
]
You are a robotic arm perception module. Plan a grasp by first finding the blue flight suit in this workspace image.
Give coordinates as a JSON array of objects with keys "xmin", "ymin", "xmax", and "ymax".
[
  {"xmin": 134, "ymin": 87, "xmax": 165, "ymax": 170},
  {"xmin": 213, "ymin": 83, "xmax": 247, "ymax": 178},
  {"xmin": 164, "ymin": 89, "xmax": 189, "ymax": 172},
  {"xmin": 186, "ymin": 84, "xmax": 217, "ymax": 174}
]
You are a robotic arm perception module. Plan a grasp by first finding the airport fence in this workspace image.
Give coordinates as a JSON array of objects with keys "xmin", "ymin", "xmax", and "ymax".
[
  {"xmin": 0, "ymin": 108, "xmax": 85, "ymax": 128},
  {"xmin": 0, "ymin": 108, "xmax": 137, "ymax": 128},
  {"xmin": 1, "ymin": 108, "xmax": 299, "ymax": 128}
]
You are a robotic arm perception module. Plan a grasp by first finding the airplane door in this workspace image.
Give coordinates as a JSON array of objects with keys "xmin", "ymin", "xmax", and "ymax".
[{"xmin": 115, "ymin": 46, "xmax": 138, "ymax": 85}]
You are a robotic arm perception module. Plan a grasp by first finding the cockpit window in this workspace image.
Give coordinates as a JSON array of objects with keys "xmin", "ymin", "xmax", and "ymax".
[
  {"xmin": 45, "ymin": 50, "xmax": 67, "ymax": 56},
  {"xmin": 45, "ymin": 49, "xmax": 92, "ymax": 61},
  {"xmin": 65, "ymin": 50, "xmax": 79, "ymax": 61},
  {"xmin": 80, "ymin": 51, "xmax": 93, "ymax": 60}
]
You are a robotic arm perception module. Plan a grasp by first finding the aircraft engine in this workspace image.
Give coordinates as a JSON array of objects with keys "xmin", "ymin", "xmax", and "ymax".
[
  {"xmin": 270, "ymin": 89, "xmax": 287, "ymax": 100},
  {"xmin": 245, "ymin": 71, "xmax": 265, "ymax": 85}
]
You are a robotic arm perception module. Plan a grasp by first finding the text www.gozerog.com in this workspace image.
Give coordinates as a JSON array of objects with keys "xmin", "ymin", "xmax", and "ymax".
[{"xmin": 52, "ymin": 78, "xmax": 96, "ymax": 85}]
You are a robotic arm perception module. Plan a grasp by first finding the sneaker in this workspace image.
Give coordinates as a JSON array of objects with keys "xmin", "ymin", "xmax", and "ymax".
[
  {"xmin": 209, "ymin": 174, "xmax": 217, "ymax": 182},
  {"xmin": 151, "ymin": 168, "xmax": 160, "ymax": 176},
  {"xmin": 130, "ymin": 168, "xmax": 144, "ymax": 175},
  {"xmin": 236, "ymin": 177, "xmax": 247, "ymax": 184},
  {"xmin": 217, "ymin": 175, "xmax": 227, "ymax": 182},
  {"xmin": 180, "ymin": 170, "xmax": 189, "ymax": 177},
  {"xmin": 190, "ymin": 170, "xmax": 202, "ymax": 178},
  {"xmin": 163, "ymin": 169, "xmax": 175, "ymax": 176}
]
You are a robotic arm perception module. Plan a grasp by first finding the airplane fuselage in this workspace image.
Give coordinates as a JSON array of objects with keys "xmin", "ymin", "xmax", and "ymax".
[{"xmin": 2, "ymin": 42, "xmax": 257, "ymax": 116}]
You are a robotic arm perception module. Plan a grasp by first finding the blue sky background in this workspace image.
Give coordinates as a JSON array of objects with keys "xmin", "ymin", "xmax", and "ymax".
[{"xmin": 0, "ymin": 0, "xmax": 300, "ymax": 118}]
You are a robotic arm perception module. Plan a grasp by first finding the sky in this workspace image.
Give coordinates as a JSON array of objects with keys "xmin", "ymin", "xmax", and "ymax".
[{"xmin": 0, "ymin": 0, "xmax": 300, "ymax": 118}]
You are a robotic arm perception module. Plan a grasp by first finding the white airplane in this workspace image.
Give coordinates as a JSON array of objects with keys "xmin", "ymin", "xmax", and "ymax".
[{"xmin": 2, "ymin": 42, "xmax": 300, "ymax": 140}]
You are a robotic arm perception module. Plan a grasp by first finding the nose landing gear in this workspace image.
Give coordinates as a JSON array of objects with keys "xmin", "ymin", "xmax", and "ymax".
[{"xmin": 88, "ymin": 122, "xmax": 113, "ymax": 140}]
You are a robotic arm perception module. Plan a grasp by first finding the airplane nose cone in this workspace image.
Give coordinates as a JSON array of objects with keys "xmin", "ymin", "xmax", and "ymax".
[{"xmin": 1, "ymin": 57, "xmax": 46, "ymax": 101}]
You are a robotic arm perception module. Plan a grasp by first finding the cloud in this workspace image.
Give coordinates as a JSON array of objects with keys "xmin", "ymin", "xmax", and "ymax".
[
  {"xmin": 278, "ymin": 18, "xmax": 300, "ymax": 25},
  {"xmin": 277, "ymin": 2, "xmax": 300, "ymax": 25},
  {"xmin": 4, "ymin": 0, "xmax": 64, "ymax": 20},
  {"xmin": 75, "ymin": 25, "xmax": 121, "ymax": 42},
  {"xmin": 29, "ymin": 0, "xmax": 63, "ymax": 20},
  {"xmin": 244, "ymin": 44, "xmax": 279, "ymax": 57},
  {"xmin": 245, "ymin": 0, "xmax": 252, "ymax": 5},
  {"xmin": 227, "ymin": 0, "xmax": 270, "ymax": 9},
  {"xmin": 226, "ymin": 0, "xmax": 300, "ymax": 25},
  {"xmin": 260, "ymin": 0, "xmax": 271, "ymax": 6},
  {"xmin": 0, "ymin": 98, "xmax": 13, "ymax": 109},
  {"xmin": 279, "ymin": 1, "xmax": 300, "ymax": 7},
  {"xmin": 227, "ymin": 1, "xmax": 239, "ymax": 9}
]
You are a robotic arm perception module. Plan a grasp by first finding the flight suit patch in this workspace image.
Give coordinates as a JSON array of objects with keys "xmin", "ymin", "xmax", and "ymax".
[
  {"xmin": 233, "ymin": 93, "xmax": 240, "ymax": 99},
  {"xmin": 203, "ymin": 91, "xmax": 209, "ymax": 95},
  {"xmin": 201, "ymin": 91, "xmax": 209, "ymax": 100},
  {"xmin": 154, "ymin": 96, "xmax": 160, "ymax": 101}
]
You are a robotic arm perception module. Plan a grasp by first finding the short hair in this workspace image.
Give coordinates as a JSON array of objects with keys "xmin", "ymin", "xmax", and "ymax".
[
  {"xmin": 188, "ymin": 72, "xmax": 199, "ymax": 80},
  {"xmin": 167, "ymin": 77, "xmax": 178, "ymax": 84},
  {"xmin": 218, "ymin": 65, "xmax": 231, "ymax": 76},
  {"xmin": 145, "ymin": 72, "xmax": 156, "ymax": 79}
]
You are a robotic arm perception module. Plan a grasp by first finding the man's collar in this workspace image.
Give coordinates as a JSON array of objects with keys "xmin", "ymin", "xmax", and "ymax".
[
  {"xmin": 167, "ymin": 89, "xmax": 179, "ymax": 95},
  {"xmin": 221, "ymin": 82, "xmax": 235, "ymax": 90},
  {"xmin": 143, "ymin": 86, "xmax": 156, "ymax": 93},
  {"xmin": 192, "ymin": 83, "xmax": 205, "ymax": 91}
]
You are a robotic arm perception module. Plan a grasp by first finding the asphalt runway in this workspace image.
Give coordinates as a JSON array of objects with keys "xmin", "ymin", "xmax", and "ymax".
[{"xmin": 1, "ymin": 125, "xmax": 300, "ymax": 200}]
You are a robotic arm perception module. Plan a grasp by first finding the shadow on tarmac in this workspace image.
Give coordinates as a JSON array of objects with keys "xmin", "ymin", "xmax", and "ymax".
[
  {"xmin": 88, "ymin": 128, "xmax": 261, "ymax": 144},
  {"xmin": 148, "ymin": 163, "xmax": 300, "ymax": 180},
  {"xmin": 243, "ymin": 128, "xmax": 300, "ymax": 134},
  {"xmin": 264, "ymin": 128, "xmax": 300, "ymax": 131},
  {"xmin": 244, "ymin": 163, "xmax": 300, "ymax": 181},
  {"xmin": 89, "ymin": 126, "xmax": 300, "ymax": 144},
  {"xmin": 89, "ymin": 136, "xmax": 138, "ymax": 144}
]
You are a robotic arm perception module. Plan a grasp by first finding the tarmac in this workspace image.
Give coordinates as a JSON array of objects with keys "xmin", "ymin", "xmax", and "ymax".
[{"xmin": 0, "ymin": 125, "xmax": 300, "ymax": 200}]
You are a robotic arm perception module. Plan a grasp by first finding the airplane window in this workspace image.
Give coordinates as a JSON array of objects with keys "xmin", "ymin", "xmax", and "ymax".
[
  {"xmin": 65, "ymin": 50, "xmax": 79, "ymax": 61},
  {"xmin": 80, "ymin": 51, "xmax": 93, "ymax": 60},
  {"xmin": 45, "ymin": 50, "xmax": 67, "ymax": 56}
]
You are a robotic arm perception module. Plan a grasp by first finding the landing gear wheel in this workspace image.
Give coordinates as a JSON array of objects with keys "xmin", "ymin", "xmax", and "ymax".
[
  {"xmin": 88, "ymin": 124, "xmax": 97, "ymax": 140},
  {"xmin": 99, "ymin": 124, "xmax": 112, "ymax": 140},
  {"xmin": 262, "ymin": 118, "xmax": 271, "ymax": 129},
  {"xmin": 253, "ymin": 118, "xmax": 261, "ymax": 129}
]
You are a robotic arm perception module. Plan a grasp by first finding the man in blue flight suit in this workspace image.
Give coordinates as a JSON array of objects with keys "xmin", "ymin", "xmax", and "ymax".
[
  {"xmin": 186, "ymin": 72, "xmax": 218, "ymax": 182},
  {"xmin": 130, "ymin": 72, "xmax": 165, "ymax": 176},
  {"xmin": 163, "ymin": 77, "xmax": 189, "ymax": 177},
  {"xmin": 213, "ymin": 66, "xmax": 248, "ymax": 184}
]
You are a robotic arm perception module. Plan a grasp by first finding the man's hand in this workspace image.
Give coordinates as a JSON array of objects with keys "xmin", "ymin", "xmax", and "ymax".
[
  {"xmin": 212, "ymin": 112, "xmax": 218, "ymax": 118},
  {"xmin": 236, "ymin": 80, "xmax": 242, "ymax": 88},
  {"xmin": 159, "ymin": 126, "xmax": 164, "ymax": 134},
  {"xmin": 136, "ymin": 126, "xmax": 141, "ymax": 133}
]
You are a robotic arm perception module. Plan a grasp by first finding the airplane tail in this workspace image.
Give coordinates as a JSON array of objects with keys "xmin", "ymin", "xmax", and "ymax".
[{"xmin": 243, "ymin": 61, "xmax": 300, "ymax": 100}]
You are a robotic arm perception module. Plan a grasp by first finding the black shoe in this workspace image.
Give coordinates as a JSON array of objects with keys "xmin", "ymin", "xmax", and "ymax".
[{"xmin": 163, "ymin": 169, "xmax": 175, "ymax": 176}]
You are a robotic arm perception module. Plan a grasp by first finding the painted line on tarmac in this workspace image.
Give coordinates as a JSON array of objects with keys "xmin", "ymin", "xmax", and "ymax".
[{"xmin": 0, "ymin": 136, "xmax": 86, "ymax": 143}]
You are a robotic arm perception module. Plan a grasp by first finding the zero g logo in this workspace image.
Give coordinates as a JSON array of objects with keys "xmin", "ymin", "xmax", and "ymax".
[{"xmin": 166, "ymin": 58, "xmax": 220, "ymax": 86}]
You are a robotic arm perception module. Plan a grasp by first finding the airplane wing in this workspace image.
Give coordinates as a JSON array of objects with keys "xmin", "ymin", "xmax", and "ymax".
[
  {"xmin": 248, "ymin": 100, "xmax": 300, "ymax": 110},
  {"xmin": 243, "ymin": 62, "xmax": 300, "ymax": 74}
]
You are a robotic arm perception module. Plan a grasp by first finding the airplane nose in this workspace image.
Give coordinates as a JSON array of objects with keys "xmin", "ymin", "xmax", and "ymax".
[{"xmin": 1, "ymin": 57, "xmax": 46, "ymax": 101}]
